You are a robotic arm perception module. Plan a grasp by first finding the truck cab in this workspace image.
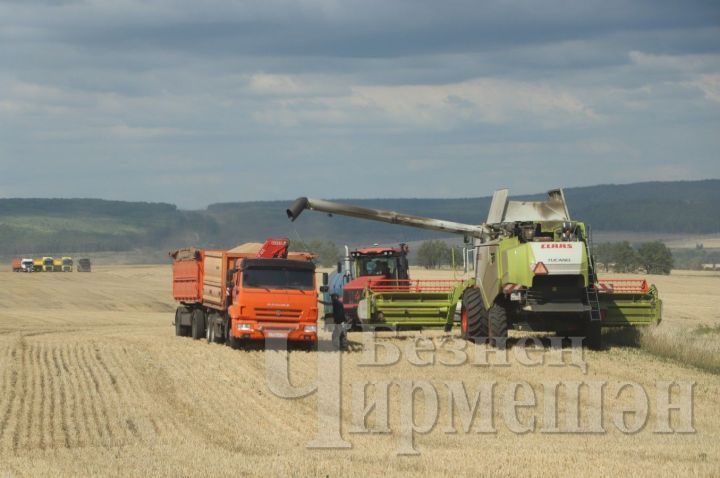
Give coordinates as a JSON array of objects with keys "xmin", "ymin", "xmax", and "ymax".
[
  {"xmin": 42, "ymin": 257, "xmax": 54, "ymax": 272},
  {"xmin": 227, "ymin": 258, "xmax": 319, "ymax": 342},
  {"xmin": 21, "ymin": 258, "xmax": 34, "ymax": 272},
  {"xmin": 61, "ymin": 257, "xmax": 73, "ymax": 272}
]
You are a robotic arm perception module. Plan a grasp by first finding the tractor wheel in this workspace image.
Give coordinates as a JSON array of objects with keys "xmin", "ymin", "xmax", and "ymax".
[
  {"xmin": 461, "ymin": 288, "xmax": 487, "ymax": 341},
  {"xmin": 585, "ymin": 319, "xmax": 602, "ymax": 351},
  {"xmin": 488, "ymin": 303, "xmax": 509, "ymax": 347},
  {"xmin": 191, "ymin": 309, "xmax": 205, "ymax": 340}
]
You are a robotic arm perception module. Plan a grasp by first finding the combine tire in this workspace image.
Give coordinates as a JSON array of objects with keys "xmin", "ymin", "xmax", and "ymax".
[
  {"xmin": 585, "ymin": 319, "xmax": 602, "ymax": 350},
  {"xmin": 488, "ymin": 304, "xmax": 509, "ymax": 347},
  {"xmin": 461, "ymin": 288, "xmax": 488, "ymax": 341},
  {"xmin": 191, "ymin": 309, "xmax": 205, "ymax": 340}
]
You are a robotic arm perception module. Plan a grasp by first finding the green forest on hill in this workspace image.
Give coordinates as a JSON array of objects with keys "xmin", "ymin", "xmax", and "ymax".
[{"xmin": 1, "ymin": 180, "xmax": 718, "ymax": 256}]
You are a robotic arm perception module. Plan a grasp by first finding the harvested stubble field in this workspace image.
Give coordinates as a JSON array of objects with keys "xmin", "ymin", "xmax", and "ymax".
[{"xmin": 0, "ymin": 265, "xmax": 718, "ymax": 477}]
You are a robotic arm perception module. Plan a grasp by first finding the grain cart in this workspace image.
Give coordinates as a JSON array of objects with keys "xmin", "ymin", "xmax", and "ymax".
[
  {"xmin": 170, "ymin": 238, "xmax": 324, "ymax": 347},
  {"xmin": 288, "ymin": 189, "xmax": 662, "ymax": 349}
]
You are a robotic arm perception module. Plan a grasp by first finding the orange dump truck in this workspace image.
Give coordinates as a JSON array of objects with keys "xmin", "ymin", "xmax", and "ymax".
[{"xmin": 170, "ymin": 239, "xmax": 325, "ymax": 347}]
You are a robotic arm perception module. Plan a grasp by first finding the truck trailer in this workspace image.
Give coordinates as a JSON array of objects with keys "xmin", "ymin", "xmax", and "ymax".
[{"xmin": 170, "ymin": 239, "xmax": 324, "ymax": 347}]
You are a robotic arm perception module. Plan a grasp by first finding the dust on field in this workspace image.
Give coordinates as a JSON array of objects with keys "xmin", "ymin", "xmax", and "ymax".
[{"xmin": 0, "ymin": 265, "xmax": 718, "ymax": 477}]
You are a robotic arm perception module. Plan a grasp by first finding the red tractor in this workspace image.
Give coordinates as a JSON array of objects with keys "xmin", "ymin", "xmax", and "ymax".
[{"xmin": 324, "ymin": 244, "xmax": 410, "ymax": 326}]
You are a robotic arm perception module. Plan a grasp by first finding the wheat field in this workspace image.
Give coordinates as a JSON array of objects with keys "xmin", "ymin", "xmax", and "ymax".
[{"xmin": 0, "ymin": 265, "xmax": 718, "ymax": 476}]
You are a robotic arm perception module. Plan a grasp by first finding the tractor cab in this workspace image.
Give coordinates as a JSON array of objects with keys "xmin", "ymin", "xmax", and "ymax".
[{"xmin": 350, "ymin": 245, "xmax": 409, "ymax": 281}]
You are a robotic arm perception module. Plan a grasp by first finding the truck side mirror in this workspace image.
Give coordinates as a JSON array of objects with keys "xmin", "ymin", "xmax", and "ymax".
[
  {"xmin": 336, "ymin": 261, "xmax": 342, "ymax": 274},
  {"xmin": 322, "ymin": 272, "xmax": 329, "ymax": 286}
]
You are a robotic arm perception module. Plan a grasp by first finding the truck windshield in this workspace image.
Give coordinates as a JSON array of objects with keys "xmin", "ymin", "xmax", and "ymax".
[
  {"xmin": 43, "ymin": 259, "xmax": 53, "ymax": 266},
  {"xmin": 63, "ymin": 259, "xmax": 72, "ymax": 265},
  {"xmin": 243, "ymin": 267, "xmax": 314, "ymax": 291}
]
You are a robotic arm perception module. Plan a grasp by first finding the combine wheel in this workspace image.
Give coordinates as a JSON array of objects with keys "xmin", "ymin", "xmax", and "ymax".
[
  {"xmin": 191, "ymin": 309, "xmax": 205, "ymax": 340},
  {"xmin": 461, "ymin": 288, "xmax": 488, "ymax": 341},
  {"xmin": 488, "ymin": 303, "xmax": 509, "ymax": 346},
  {"xmin": 585, "ymin": 319, "xmax": 602, "ymax": 351}
]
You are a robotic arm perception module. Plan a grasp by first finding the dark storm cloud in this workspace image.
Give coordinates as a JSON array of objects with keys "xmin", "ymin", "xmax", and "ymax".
[{"xmin": 0, "ymin": 0, "xmax": 719, "ymax": 207}]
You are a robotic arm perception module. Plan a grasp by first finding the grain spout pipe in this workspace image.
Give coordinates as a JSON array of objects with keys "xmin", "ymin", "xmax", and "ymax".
[{"xmin": 286, "ymin": 197, "xmax": 489, "ymax": 239}]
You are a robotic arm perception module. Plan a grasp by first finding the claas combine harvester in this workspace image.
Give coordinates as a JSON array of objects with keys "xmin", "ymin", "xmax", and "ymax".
[{"xmin": 287, "ymin": 189, "xmax": 661, "ymax": 349}]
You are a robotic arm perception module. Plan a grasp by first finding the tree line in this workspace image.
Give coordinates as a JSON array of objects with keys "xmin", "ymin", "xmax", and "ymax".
[{"xmin": 593, "ymin": 241, "xmax": 673, "ymax": 274}]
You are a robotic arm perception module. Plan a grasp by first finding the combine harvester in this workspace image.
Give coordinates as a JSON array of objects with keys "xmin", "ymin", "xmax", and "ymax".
[
  {"xmin": 170, "ymin": 238, "xmax": 325, "ymax": 347},
  {"xmin": 287, "ymin": 189, "xmax": 661, "ymax": 349}
]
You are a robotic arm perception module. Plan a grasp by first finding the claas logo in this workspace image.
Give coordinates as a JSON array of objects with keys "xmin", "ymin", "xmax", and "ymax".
[{"xmin": 540, "ymin": 243, "xmax": 573, "ymax": 249}]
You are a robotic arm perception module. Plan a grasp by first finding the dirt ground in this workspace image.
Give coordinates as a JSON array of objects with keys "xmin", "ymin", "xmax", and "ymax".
[{"xmin": 0, "ymin": 265, "xmax": 718, "ymax": 477}]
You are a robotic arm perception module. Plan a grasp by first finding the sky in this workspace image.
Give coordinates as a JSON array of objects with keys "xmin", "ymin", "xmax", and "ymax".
[{"xmin": 1, "ymin": 0, "xmax": 719, "ymax": 209}]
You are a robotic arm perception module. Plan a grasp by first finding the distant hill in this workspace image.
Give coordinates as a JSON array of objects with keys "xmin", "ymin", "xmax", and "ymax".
[{"xmin": 1, "ymin": 180, "xmax": 718, "ymax": 257}]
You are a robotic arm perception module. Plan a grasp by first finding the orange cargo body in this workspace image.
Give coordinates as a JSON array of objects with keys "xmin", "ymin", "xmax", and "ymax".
[
  {"xmin": 11, "ymin": 258, "xmax": 21, "ymax": 271},
  {"xmin": 170, "ymin": 248, "xmax": 204, "ymax": 302}
]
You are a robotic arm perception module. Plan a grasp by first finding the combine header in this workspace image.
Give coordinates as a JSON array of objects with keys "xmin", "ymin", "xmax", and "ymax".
[
  {"xmin": 596, "ymin": 279, "xmax": 662, "ymax": 326},
  {"xmin": 287, "ymin": 190, "xmax": 662, "ymax": 349},
  {"xmin": 357, "ymin": 278, "xmax": 474, "ymax": 329}
]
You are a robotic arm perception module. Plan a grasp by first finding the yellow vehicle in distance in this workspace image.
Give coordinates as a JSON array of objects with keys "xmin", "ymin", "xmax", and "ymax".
[
  {"xmin": 33, "ymin": 258, "xmax": 43, "ymax": 272},
  {"xmin": 53, "ymin": 258, "xmax": 63, "ymax": 272},
  {"xmin": 42, "ymin": 257, "xmax": 54, "ymax": 272},
  {"xmin": 62, "ymin": 257, "xmax": 73, "ymax": 272}
]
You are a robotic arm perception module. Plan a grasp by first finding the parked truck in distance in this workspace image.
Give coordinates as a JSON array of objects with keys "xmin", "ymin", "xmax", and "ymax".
[
  {"xmin": 171, "ymin": 238, "xmax": 325, "ymax": 347},
  {"xmin": 33, "ymin": 258, "xmax": 43, "ymax": 272},
  {"xmin": 76, "ymin": 258, "xmax": 91, "ymax": 272},
  {"xmin": 12, "ymin": 258, "xmax": 34, "ymax": 272},
  {"xmin": 61, "ymin": 257, "xmax": 73, "ymax": 272},
  {"xmin": 21, "ymin": 258, "xmax": 34, "ymax": 272},
  {"xmin": 42, "ymin": 257, "xmax": 54, "ymax": 272},
  {"xmin": 52, "ymin": 258, "xmax": 63, "ymax": 272}
]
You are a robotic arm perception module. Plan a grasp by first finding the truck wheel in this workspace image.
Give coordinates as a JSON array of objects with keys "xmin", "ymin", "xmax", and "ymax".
[
  {"xmin": 585, "ymin": 319, "xmax": 602, "ymax": 350},
  {"xmin": 488, "ymin": 303, "xmax": 509, "ymax": 346},
  {"xmin": 461, "ymin": 288, "xmax": 488, "ymax": 341},
  {"xmin": 191, "ymin": 309, "xmax": 205, "ymax": 340},
  {"xmin": 207, "ymin": 323, "xmax": 215, "ymax": 344},
  {"xmin": 175, "ymin": 308, "xmax": 183, "ymax": 336}
]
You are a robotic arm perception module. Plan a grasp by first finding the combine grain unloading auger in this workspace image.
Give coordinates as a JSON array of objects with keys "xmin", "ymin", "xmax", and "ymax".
[{"xmin": 287, "ymin": 190, "xmax": 662, "ymax": 349}]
